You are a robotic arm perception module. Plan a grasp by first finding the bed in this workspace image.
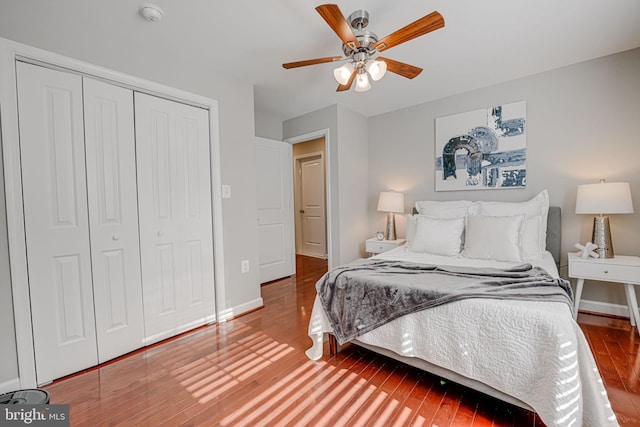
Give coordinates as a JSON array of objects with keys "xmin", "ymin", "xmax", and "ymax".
[{"xmin": 306, "ymin": 192, "xmax": 618, "ymax": 427}]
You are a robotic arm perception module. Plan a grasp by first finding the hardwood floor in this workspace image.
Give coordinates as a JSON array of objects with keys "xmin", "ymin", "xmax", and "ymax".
[{"xmin": 44, "ymin": 255, "xmax": 640, "ymax": 426}]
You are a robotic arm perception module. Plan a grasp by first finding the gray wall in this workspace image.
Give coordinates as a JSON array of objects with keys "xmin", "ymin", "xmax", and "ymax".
[
  {"xmin": 255, "ymin": 109, "xmax": 284, "ymax": 141},
  {"xmin": 368, "ymin": 48, "xmax": 640, "ymax": 311},
  {"xmin": 0, "ymin": 135, "xmax": 19, "ymax": 388},
  {"xmin": 336, "ymin": 106, "xmax": 369, "ymax": 261}
]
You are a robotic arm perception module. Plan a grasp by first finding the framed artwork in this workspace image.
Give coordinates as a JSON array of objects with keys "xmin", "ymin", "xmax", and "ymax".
[{"xmin": 434, "ymin": 101, "xmax": 526, "ymax": 191}]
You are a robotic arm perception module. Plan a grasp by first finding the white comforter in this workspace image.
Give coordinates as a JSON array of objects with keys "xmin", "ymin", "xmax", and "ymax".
[{"xmin": 306, "ymin": 247, "xmax": 618, "ymax": 427}]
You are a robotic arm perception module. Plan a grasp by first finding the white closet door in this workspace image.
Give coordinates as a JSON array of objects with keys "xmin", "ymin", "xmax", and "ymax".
[
  {"xmin": 134, "ymin": 93, "xmax": 216, "ymax": 344},
  {"xmin": 16, "ymin": 62, "xmax": 98, "ymax": 384},
  {"xmin": 83, "ymin": 78, "xmax": 145, "ymax": 363}
]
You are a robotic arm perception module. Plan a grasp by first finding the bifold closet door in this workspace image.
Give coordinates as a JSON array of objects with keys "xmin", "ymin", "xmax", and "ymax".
[
  {"xmin": 16, "ymin": 62, "xmax": 97, "ymax": 384},
  {"xmin": 134, "ymin": 93, "xmax": 216, "ymax": 344},
  {"xmin": 83, "ymin": 78, "xmax": 145, "ymax": 363}
]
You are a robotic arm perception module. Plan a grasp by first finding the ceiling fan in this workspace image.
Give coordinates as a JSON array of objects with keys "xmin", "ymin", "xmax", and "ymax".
[{"xmin": 282, "ymin": 4, "xmax": 445, "ymax": 92}]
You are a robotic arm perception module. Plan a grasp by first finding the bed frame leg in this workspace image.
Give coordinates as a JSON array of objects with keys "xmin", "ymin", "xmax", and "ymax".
[{"xmin": 328, "ymin": 334, "xmax": 338, "ymax": 355}]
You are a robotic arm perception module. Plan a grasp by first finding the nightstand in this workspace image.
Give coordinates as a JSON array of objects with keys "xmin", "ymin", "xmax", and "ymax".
[
  {"xmin": 568, "ymin": 253, "xmax": 640, "ymax": 332},
  {"xmin": 365, "ymin": 238, "xmax": 406, "ymax": 255}
]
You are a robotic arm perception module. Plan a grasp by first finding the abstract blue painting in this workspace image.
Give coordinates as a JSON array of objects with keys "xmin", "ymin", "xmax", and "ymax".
[{"xmin": 435, "ymin": 101, "xmax": 526, "ymax": 191}]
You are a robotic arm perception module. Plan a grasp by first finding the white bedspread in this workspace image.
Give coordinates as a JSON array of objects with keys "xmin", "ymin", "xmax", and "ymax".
[{"xmin": 306, "ymin": 247, "xmax": 618, "ymax": 427}]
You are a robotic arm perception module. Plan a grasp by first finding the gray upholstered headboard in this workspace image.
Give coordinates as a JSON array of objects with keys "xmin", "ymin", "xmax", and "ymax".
[
  {"xmin": 546, "ymin": 206, "xmax": 561, "ymax": 268},
  {"xmin": 410, "ymin": 206, "xmax": 562, "ymax": 268}
]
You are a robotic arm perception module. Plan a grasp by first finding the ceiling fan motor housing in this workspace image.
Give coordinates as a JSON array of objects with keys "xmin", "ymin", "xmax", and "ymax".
[
  {"xmin": 341, "ymin": 10, "xmax": 379, "ymax": 58},
  {"xmin": 342, "ymin": 31, "xmax": 379, "ymax": 57},
  {"xmin": 348, "ymin": 10, "xmax": 369, "ymax": 30}
]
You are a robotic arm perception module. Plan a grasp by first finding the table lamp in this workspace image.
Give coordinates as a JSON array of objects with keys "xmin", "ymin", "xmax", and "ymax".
[
  {"xmin": 575, "ymin": 180, "xmax": 634, "ymax": 258},
  {"xmin": 377, "ymin": 191, "xmax": 404, "ymax": 240}
]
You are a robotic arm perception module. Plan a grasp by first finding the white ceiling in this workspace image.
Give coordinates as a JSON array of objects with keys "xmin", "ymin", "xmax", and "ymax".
[{"xmin": 1, "ymin": 0, "xmax": 639, "ymax": 121}]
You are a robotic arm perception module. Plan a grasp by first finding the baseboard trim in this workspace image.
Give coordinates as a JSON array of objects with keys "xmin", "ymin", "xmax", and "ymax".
[
  {"xmin": 0, "ymin": 378, "xmax": 20, "ymax": 394},
  {"xmin": 579, "ymin": 299, "xmax": 630, "ymax": 318},
  {"xmin": 144, "ymin": 314, "xmax": 217, "ymax": 346},
  {"xmin": 218, "ymin": 297, "xmax": 264, "ymax": 322}
]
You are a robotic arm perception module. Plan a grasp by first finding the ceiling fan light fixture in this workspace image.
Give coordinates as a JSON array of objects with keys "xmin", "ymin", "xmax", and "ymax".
[
  {"xmin": 355, "ymin": 71, "xmax": 371, "ymax": 92},
  {"xmin": 367, "ymin": 59, "xmax": 387, "ymax": 81},
  {"xmin": 333, "ymin": 62, "xmax": 355, "ymax": 85}
]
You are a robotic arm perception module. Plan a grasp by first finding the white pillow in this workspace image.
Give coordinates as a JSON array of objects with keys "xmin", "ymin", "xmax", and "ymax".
[
  {"xmin": 410, "ymin": 216, "xmax": 465, "ymax": 256},
  {"xmin": 522, "ymin": 216, "xmax": 543, "ymax": 260},
  {"xmin": 462, "ymin": 214, "xmax": 525, "ymax": 262},
  {"xmin": 474, "ymin": 190, "xmax": 549, "ymax": 258},
  {"xmin": 406, "ymin": 214, "xmax": 417, "ymax": 247},
  {"xmin": 414, "ymin": 200, "xmax": 475, "ymax": 219}
]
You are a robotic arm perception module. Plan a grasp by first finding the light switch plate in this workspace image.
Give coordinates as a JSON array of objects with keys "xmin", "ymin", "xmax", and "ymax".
[{"xmin": 222, "ymin": 185, "xmax": 231, "ymax": 199}]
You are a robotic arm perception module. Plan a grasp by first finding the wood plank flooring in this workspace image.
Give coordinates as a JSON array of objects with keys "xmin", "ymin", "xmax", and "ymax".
[{"xmin": 44, "ymin": 255, "xmax": 640, "ymax": 426}]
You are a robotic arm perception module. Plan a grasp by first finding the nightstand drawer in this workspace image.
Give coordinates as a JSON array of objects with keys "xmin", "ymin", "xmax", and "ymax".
[
  {"xmin": 365, "ymin": 238, "xmax": 405, "ymax": 254},
  {"xmin": 569, "ymin": 261, "xmax": 639, "ymax": 283},
  {"xmin": 366, "ymin": 240, "xmax": 395, "ymax": 253}
]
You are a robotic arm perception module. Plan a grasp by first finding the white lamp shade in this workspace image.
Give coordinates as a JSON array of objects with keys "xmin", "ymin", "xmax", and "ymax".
[
  {"xmin": 575, "ymin": 181, "xmax": 634, "ymax": 214},
  {"xmin": 377, "ymin": 191, "xmax": 404, "ymax": 213},
  {"xmin": 367, "ymin": 59, "xmax": 387, "ymax": 81},
  {"xmin": 333, "ymin": 63, "xmax": 354, "ymax": 85},
  {"xmin": 355, "ymin": 72, "xmax": 371, "ymax": 92}
]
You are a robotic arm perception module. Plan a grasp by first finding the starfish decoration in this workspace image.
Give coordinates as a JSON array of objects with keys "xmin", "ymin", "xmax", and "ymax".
[{"xmin": 574, "ymin": 242, "xmax": 599, "ymax": 259}]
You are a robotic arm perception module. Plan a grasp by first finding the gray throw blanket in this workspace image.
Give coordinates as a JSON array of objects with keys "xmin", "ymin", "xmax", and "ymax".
[{"xmin": 317, "ymin": 259, "xmax": 574, "ymax": 344}]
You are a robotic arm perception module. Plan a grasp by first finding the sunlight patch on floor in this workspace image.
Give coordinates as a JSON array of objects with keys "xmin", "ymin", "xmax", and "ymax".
[{"xmin": 169, "ymin": 329, "xmax": 296, "ymax": 406}]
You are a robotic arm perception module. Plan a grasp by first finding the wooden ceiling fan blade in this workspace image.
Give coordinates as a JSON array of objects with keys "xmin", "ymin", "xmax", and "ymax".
[
  {"xmin": 336, "ymin": 70, "xmax": 356, "ymax": 92},
  {"xmin": 374, "ymin": 11, "xmax": 444, "ymax": 52},
  {"xmin": 282, "ymin": 56, "xmax": 343, "ymax": 69},
  {"xmin": 316, "ymin": 4, "xmax": 360, "ymax": 48},
  {"xmin": 378, "ymin": 57, "xmax": 422, "ymax": 79}
]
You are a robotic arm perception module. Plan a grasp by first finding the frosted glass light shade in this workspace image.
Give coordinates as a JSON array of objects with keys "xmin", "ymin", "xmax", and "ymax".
[
  {"xmin": 367, "ymin": 59, "xmax": 387, "ymax": 81},
  {"xmin": 333, "ymin": 63, "xmax": 354, "ymax": 85},
  {"xmin": 355, "ymin": 72, "xmax": 371, "ymax": 92},
  {"xmin": 575, "ymin": 182, "xmax": 634, "ymax": 214},
  {"xmin": 377, "ymin": 191, "xmax": 404, "ymax": 213}
]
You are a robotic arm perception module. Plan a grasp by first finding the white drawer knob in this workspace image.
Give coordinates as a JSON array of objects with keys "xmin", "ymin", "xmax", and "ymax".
[
  {"xmin": 603, "ymin": 270, "xmax": 608, "ymax": 274},
  {"xmin": 157, "ymin": 231, "xmax": 164, "ymax": 237},
  {"xmin": 112, "ymin": 235, "xmax": 120, "ymax": 241}
]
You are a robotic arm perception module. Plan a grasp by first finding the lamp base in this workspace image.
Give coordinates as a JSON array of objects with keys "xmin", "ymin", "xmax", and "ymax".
[
  {"xmin": 385, "ymin": 212, "xmax": 396, "ymax": 241},
  {"xmin": 592, "ymin": 216, "xmax": 614, "ymax": 258}
]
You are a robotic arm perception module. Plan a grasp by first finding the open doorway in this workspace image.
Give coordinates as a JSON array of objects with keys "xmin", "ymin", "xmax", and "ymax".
[{"xmin": 292, "ymin": 137, "xmax": 327, "ymax": 259}]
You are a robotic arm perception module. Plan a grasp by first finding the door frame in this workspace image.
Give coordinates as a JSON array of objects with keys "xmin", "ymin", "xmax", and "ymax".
[
  {"xmin": 284, "ymin": 130, "xmax": 332, "ymax": 268},
  {"xmin": 0, "ymin": 38, "xmax": 226, "ymax": 388},
  {"xmin": 293, "ymin": 151, "xmax": 327, "ymax": 258}
]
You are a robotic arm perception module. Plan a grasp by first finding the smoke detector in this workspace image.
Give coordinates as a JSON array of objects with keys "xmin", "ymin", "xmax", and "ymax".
[{"xmin": 139, "ymin": 3, "xmax": 164, "ymax": 22}]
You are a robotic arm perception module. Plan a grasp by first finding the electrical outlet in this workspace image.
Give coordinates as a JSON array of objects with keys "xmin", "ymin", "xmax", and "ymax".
[{"xmin": 241, "ymin": 260, "xmax": 250, "ymax": 273}]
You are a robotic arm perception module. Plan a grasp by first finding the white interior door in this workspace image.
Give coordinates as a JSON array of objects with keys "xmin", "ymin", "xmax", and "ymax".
[
  {"xmin": 16, "ymin": 62, "xmax": 98, "ymax": 384},
  {"xmin": 299, "ymin": 155, "xmax": 327, "ymax": 258},
  {"xmin": 83, "ymin": 78, "xmax": 145, "ymax": 363},
  {"xmin": 256, "ymin": 137, "xmax": 294, "ymax": 283},
  {"xmin": 135, "ymin": 92, "xmax": 216, "ymax": 344}
]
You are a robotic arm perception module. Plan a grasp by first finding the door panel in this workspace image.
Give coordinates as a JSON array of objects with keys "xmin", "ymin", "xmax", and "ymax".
[
  {"xmin": 256, "ymin": 138, "xmax": 294, "ymax": 283},
  {"xmin": 135, "ymin": 93, "xmax": 216, "ymax": 343},
  {"xmin": 300, "ymin": 156, "xmax": 326, "ymax": 257},
  {"xmin": 185, "ymin": 240, "xmax": 204, "ymax": 305},
  {"xmin": 17, "ymin": 62, "xmax": 98, "ymax": 384},
  {"xmin": 83, "ymin": 78, "xmax": 145, "ymax": 363},
  {"xmin": 100, "ymin": 250, "xmax": 128, "ymax": 330},
  {"xmin": 52, "ymin": 255, "xmax": 87, "ymax": 343}
]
